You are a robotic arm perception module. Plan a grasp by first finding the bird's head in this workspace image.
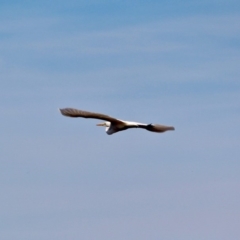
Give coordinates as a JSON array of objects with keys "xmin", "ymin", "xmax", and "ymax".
[{"xmin": 96, "ymin": 121, "xmax": 111, "ymax": 127}]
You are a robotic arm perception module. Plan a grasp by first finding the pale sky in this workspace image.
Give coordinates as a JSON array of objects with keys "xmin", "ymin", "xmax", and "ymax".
[{"xmin": 1, "ymin": 1, "xmax": 240, "ymax": 240}]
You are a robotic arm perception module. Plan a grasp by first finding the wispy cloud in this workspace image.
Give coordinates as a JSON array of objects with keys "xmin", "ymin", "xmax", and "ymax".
[
  {"xmin": 1, "ymin": 14, "xmax": 239, "ymax": 55},
  {"xmin": 1, "ymin": 14, "xmax": 240, "ymax": 88}
]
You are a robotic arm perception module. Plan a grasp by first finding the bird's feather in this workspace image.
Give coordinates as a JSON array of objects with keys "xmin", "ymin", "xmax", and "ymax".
[
  {"xmin": 146, "ymin": 124, "xmax": 175, "ymax": 132},
  {"xmin": 59, "ymin": 108, "xmax": 122, "ymax": 124}
]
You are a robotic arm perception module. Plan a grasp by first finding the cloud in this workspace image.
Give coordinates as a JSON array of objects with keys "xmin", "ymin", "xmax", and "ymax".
[
  {"xmin": 1, "ymin": 14, "xmax": 240, "ymax": 55},
  {"xmin": 1, "ymin": 14, "xmax": 239, "ymax": 91}
]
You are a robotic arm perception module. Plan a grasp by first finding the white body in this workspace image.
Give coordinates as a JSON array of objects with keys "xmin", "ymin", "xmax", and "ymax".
[{"xmin": 103, "ymin": 120, "xmax": 149, "ymax": 135}]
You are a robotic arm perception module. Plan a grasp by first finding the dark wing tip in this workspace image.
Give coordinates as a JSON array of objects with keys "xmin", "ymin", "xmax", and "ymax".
[
  {"xmin": 59, "ymin": 108, "xmax": 68, "ymax": 116},
  {"xmin": 147, "ymin": 124, "xmax": 175, "ymax": 133},
  {"xmin": 59, "ymin": 108, "xmax": 81, "ymax": 117}
]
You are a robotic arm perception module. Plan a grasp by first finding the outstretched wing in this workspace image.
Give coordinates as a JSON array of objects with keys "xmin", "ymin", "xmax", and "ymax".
[
  {"xmin": 145, "ymin": 124, "xmax": 175, "ymax": 133},
  {"xmin": 59, "ymin": 108, "xmax": 122, "ymax": 123}
]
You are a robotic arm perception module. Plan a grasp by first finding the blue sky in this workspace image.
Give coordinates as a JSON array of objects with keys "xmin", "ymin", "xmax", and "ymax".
[{"xmin": 1, "ymin": 1, "xmax": 240, "ymax": 239}]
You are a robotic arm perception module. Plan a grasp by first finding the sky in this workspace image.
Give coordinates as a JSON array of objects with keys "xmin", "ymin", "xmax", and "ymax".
[{"xmin": 1, "ymin": 0, "xmax": 240, "ymax": 239}]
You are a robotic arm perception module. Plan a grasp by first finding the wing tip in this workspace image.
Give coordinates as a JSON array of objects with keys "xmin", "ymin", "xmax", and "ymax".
[
  {"xmin": 147, "ymin": 124, "xmax": 175, "ymax": 133},
  {"xmin": 59, "ymin": 108, "xmax": 71, "ymax": 116},
  {"xmin": 59, "ymin": 108, "xmax": 64, "ymax": 115}
]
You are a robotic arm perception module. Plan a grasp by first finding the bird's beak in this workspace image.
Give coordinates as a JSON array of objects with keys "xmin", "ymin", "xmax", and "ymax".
[{"xmin": 96, "ymin": 122, "xmax": 105, "ymax": 126}]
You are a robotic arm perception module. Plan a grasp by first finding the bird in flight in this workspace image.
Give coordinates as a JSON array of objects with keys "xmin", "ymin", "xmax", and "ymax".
[{"xmin": 59, "ymin": 108, "xmax": 175, "ymax": 135}]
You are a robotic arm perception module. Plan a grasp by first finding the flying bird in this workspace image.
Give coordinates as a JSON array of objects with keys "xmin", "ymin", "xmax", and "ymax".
[{"xmin": 59, "ymin": 108, "xmax": 175, "ymax": 135}]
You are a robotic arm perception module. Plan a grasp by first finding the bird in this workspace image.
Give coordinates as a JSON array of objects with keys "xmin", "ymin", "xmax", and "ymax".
[{"xmin": 59, "ymin": 108, "xmax": 175, "ymax": 135}]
